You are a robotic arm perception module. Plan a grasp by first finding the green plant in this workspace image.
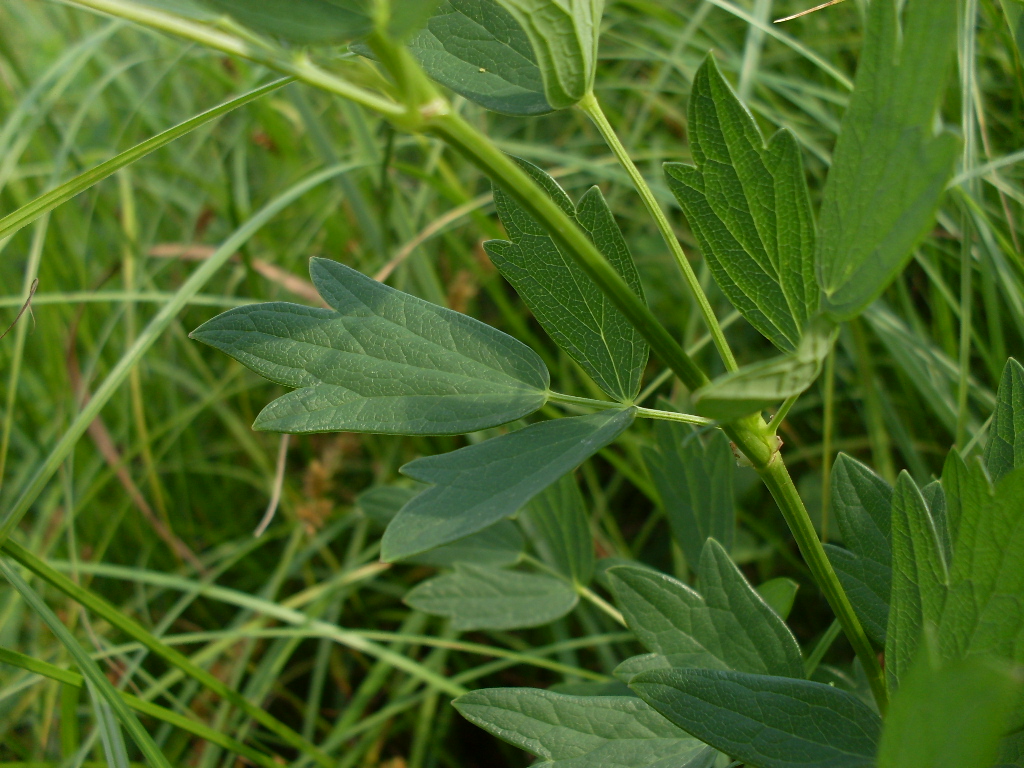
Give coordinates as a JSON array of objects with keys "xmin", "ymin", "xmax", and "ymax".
[{"xmin": 2, "ymin": 0, "xmax": 1023, "ymax": 765}]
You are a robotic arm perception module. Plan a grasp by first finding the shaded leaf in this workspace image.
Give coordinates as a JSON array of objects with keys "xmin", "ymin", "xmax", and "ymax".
[
  {"xmin": 757, "ymin": 577, "xmax": 799, "ymax": 621},
  {"xmin": 691, "ymin": 319, "xmax": 836, "ymax": 420},
  {"xmin": 381, "ymin": 408, "xmax": 634, "ymax": 561},
  {"xmin": 877, "ymin": 649, "xmax": 1023, "ymax": 768},
  {"xmin": 405, "ymin": 564, "xmax": 576, "ymax": 630},
  {"xmin": 454, "ymin": 687, "xmax": 715, "ymax": 767},
  {"xmin": 986, "ymin": 358, "xmax": 1024, "ymax": 483},
  {"xmin": 885, "ymin": 472, "xmax": 948, "ymax": 691},
  {"xmin": 632, "ymin": 668, "xmax": 881, "ymax": 768},
  {"xmin": 494, "ymin": 0, "xmax": 604, "ymax": 109},
  {"xmin": 488, "ymin": 159, "xmax": 648, "ymax": 401},
  {"xmin": 665, "ymin": 56, "xmax": 817, "ymax": 352},
  {"xmin": 608, "ymin": 539, "xmax": 803, "ymax": 680},
  {"xmin": 388, "ymin": 0, "xmax": 443, "ymax": 38},
  {"xmin": 191, "ymin": 258, "xmax": 549, "ymax": 436},
  {"xmin": 405, "ymin": 0, "xmax": 552, "ymax": 115},
  {"xmin": 642, "ymin": 421, "xmax": 734, "ymax": 568},
  {"xmin": 823, "ymin": 454, "xmax": 893, "ymax": 645},
  {"xmin": 816, "ymin": 0, "xmax": 959, "ymax": 319},
  {"xmin": 1003, "ymin": 0, "xmax": 1024, "ymax": 59},
  {"xmin": 357, "ymin": 485, "xmax": 420, "ymax": 528},
  {"xmin": 196, "ymin": 0, "xmax": 373, "ymax": 45},
  {"xmin": 526, "ymin": 475, "xmax": 595, "ymax": 585}
]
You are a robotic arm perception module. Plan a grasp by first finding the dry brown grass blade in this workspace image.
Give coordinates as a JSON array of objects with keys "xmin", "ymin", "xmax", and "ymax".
[{"xmin": 775, "ymin": 0, "xmax": 847, "ymax": 23}]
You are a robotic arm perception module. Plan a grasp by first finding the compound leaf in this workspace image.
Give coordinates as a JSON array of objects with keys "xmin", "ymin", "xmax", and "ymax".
[
  {"xmin": 608, "ymin": 539, "xmax": 803, "ymax": 680},
  {"xmin": 454, "ymin": 687, "xmax": 715, "ymax": 768},
  {"xmin": 823, "ymin": 454, "xmax": 893, "ymax": 645},
  {"xmin": 191, "ymin": 258, "xmax": 549, "ymax": 436},
  {"xmin": 488, "ymin": 159, "xmax": 649, "ymax": 402},
  {"xmin": 885, "ymin": 472, "xmax": 948, "ymax": 691},
  {"xmin": 642, "ymin": 420, "xmax": 734, "ymax": 568},
  {"xmin": 666, "ymin": 56, "xmax": 817, "ymax": 352},
  {"xmin": 877, "ymin": 650, "xmax": 1023, "ymax": 768},
  {"xmin": 525, "ymin": 475, "xmax": 595, "ymax": 585},
  {"xmin": 404, "ymin": 564, "xmax": 576, "ymax": 630},
  {"xmin": 631, "ymin": 668, "xmax": 881, "ymax": 768},
  {"xmin": 816, "ymin": 0, "xmax": 959, "ymax": 319},
  {"xmin": 404, "ymin": 0, "xmax": 552, "ymax": 115},
  {"xmin": 493, "ymin": 0, "xmax": 604, "ymax": 109},
  {"xmin": 986, "ymin": 358, "xmax": 1024, "ymax": 483},
  {"xmin": 381, "ymin": 408, "xmax": 634, "ymax": 561}
]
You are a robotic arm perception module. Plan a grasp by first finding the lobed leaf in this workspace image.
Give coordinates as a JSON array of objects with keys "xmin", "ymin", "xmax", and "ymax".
[
  {"xmin": 488, "ymin": 159, "xmax": 649, "ymax": 402},
  {"xmin": 608, "ymin": 539, "xmax": 803, "ymax": 681},
  {"xmin": 380, "ymin": 408, "xmax": 634, "ymax": 561},
  {"xmin": 665, "ymin": 56, "xmax": 818, "ymax": 352},
  {"xmin": 631, "ymin": 668, "xmax": 882, "ymax": 768},
  {"xmin": 191, "ymin": 258, "xmax": 549, "ymax": 436},
  {"xmin": 404, "ymin": 563, "xmax": 576, "ymax": 630},
  {"xmin": 642, "ymin": 420, "xmax": 734, "ymax": 569},
  {"xmin": 525, "ymin": 475, "xmax": 595, "ymax": 585},
  {"xmin": 404, "ymin": 0, "xmax": 552, "ymax": 115},
  {"xmin": 815, "ymin": 0, "xmax": 959, "ymax": 319},
  {"xmin": 493, "ymin": 0, "xmax": 604, "ymax": 109},
  {"xmin": 453, "ymin": 687, "xmax": 715, "ymax": 768},
  {"xmin": 822, "ymin": 454, "xmax": 893, "ymax": 645},
  {"xmin": 986, "ymin": 357, "xmax": 1024, "ymax": 483}
]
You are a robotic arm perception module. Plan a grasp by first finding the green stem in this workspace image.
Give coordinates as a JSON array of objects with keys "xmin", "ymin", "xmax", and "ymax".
[
  {"xmin": 547, "ymin": 392, "xmax": 714, "ymax": 426},
  {"xmin": 577, "ymin": 92, "xmax": 739, "ymax": 372},
  {"xmin": 759, "ymin": 460, "xmax": 888, "ymax": 711}
]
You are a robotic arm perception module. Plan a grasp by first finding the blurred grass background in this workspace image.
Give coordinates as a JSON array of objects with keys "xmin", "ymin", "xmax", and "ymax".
[{"xmin": 0, "ymin": 0, "xmax": 1022, "ymax": 765}]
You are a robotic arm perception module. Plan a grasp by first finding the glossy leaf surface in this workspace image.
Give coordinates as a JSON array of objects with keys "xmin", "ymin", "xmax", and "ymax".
[
  {"xmin": 643, "ymin": 421, "xmax": 734, "ymax": 568},
  {"xmin": 404, "ymin": 563, "xmax": 576, "ymax": 630},
  {"xmin": 454, "ymin": 688, "xmax": 715, "ymax": 767},
  {"xmin": 608, "ymin": 539, "xmax": 803, "ymax": 680},
  {"xmin": 632, "ymin": 668, "xmax": 881, "ymax": 768},
  {"xmin": 406, "ymin": 0, "xmax": 552, "ymax": 114},
  {"xmin": 666, "ymin": 56, "xmax": 817, "ymax": 352},
  {"xmin": 381, "ymin": 408, "xmax": 634, "ymax": 561},
  {"xmin": 488, "ymin": 159, "xmax": 648, "ymax": 402},
  {"xmin": 816, "ymin": 0, "xmax": 959, "ymax": 319},
  {"xmin": 191, "ymin": 258, "xmax": 549, "ymax": 436}
]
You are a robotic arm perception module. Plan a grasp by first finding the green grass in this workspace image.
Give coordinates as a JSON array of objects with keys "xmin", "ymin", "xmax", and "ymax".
[{"xmin": 1, "ymin": 0, "xmax": 1022, "ymax": 765}]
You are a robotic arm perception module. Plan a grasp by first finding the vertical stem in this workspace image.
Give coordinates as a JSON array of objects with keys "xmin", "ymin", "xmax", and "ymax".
[
  {"xmin": 820, "ymin": 346, "xmax": 836, "ymax": 543},
  {"xmin": 577, "ymin": 93, "xmax": 739, "ymax": 372}
]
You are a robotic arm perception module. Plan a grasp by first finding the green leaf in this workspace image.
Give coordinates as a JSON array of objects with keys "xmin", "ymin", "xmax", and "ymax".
[
  {"xmin": 1003, "ymin": 0, "xmax": 1024, "ymax": 59},
  {"xmin": 492, "ymin": 0, "xmax": 604, "ymax": 109},
  {"xmin": 525, "ymin": 475, "xmax": 595, "ymax": 585},
  {"xmin": 487, "ymin": 159, "xmax": 649, "ymax": 402},
  {"xmin": 453, "ymin": 688, "xmax": 715, "ymax": 767},
  {"xmin": 691, "ymin": 319, "xmax": 836, "ymax": 420},
  {"xmin": 986, "ymin": 358, "xmax": 1024, "ymax": 483},
  {"xmin": 822, "ymin": 454, "xmax": 893, "ymax": 645},
  {"xmin": 885, "ymin": 472, "xmax": 948, "ymax": 691},
  {"xmin": 381, "ymin": 408, "xmax": 634, "ymax": 561},
  {"xmin": 607, "ymin": 539, "xmax": 804, "ymax": 680},
  {"xmin": 642, "ymin": 421, "xmax": 734, "ymax": 568},
  {"xmin": 193, "ymin": 0, "xmax": 373, "ymax": 45},
  {"xmin": 815, "ymin": 0, "xmax": 959, "ymax": 319},
  {"xmin": 388, "ymin": 0, "xmax": 443, "ymax": 39},
  {"xmin": 357, "ymin": 485, "xmax": 420, "ymax": 528},
  {"xmin": 757, "ymin": 577, "xmax": 800, "ymax": 621},
  {"xmin": 665, "ymin": 56, "xmax": 818, "ymax": 352},
  {"xmin": 404, "ymin": 563, "xmax": 576, "ymax": 630},
  {"xmin": 938, "ymin": 465, "xmax": 1024, "ymax": 667},
  {"xmin": 631, "ymin": 668, "xmax": 882, "ymax": 768},
  {"xmin": 877, "ymin": 649, "xmax": 1023, "ymax": 768},
  {"xmin": 404, "ymin": 0, "xmax": 552, "ymax": 115},
  {"xmin": 191, "ymin": 258, "xmax": 549, "ymax": 436}
]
